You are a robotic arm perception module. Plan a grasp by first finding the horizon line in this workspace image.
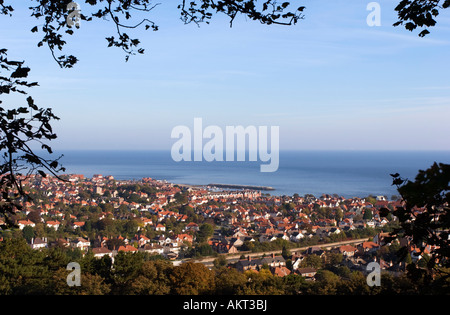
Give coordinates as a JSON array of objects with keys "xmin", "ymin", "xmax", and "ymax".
[{"xmin": 49, "ymin": 149, "xmax": 450, "ymax": 152}]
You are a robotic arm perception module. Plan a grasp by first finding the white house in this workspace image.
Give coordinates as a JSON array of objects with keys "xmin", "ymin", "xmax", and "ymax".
[
  {"xmin": 30, "ymin": 237, "xmax": 48, "ymax": 250},
  {"xmin": 139, "ymin": 243, "xmax": 164, "ymax": 255},
  {"xmin": 72, "ymin": 222, "xmax": 85, "ymax": 229},
  {"xmin": 155, "ymin": 224, "xmax": 166, "ymax": 232},
  {"xmin": 71, "ymin": 237, "xmax": 91, "ymax": 251},
  {"xmin": 46, "ymin": 220, "xmax": 61, "ymax": 230},
  {"xmin": 290, "ymin": 231, "xmax": 305, "ymax": 243},
  {"xmin": 291, "ymin": 256, "xmax": 305, "ymax": 271},
  {"xmin": 18, "ymin": 219, "xmax": 35, "ymax": 230},
  {"xmin": 297, "ymin": 267, "xmax": 317, "ymax": 280}
]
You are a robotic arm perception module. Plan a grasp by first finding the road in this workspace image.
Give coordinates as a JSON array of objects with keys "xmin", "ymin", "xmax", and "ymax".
[{"xmin": 173, "ymin": 238, "xmax": 370, "ymax": 267}]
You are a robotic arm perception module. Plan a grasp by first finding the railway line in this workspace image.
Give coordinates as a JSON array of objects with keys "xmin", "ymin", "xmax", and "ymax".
[{"xmin": 174, "ymin": 238, "xmax": 370, "ymax": 267}]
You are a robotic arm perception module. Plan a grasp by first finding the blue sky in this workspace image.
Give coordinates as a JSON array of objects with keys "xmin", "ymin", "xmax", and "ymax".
[{"xmin": 1, "ymin": 0, "xmax": 450, "ymax": 151}]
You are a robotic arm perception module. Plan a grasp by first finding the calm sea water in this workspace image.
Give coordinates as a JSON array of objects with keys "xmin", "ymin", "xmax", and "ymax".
[{"xmin": 53, "ymin": 150, "xmax": 450, "ymax": 198}]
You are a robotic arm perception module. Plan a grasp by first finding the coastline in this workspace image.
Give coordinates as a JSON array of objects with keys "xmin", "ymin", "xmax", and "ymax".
[{"xmin": 51, "ymin": 150, "xmax": 450, "ymax": 198}]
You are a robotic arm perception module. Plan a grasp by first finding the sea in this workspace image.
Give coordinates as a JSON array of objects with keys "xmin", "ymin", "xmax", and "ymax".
[{"xmin": 53, "ymin": 150, "xmax": 450, "ymax": 199}]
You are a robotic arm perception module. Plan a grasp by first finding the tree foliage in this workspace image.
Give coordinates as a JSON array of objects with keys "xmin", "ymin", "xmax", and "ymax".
[
  {"xmin": 169, "ymin": 262, "xmax": 215, "ymax": 295},
  {"xmin": 0, "ymin": 1, "xmax": 443, "ymax": 70},
  {"xmin": 393, "ymin": 0, "xmax": 450, "ymax": 37},
  {"xmin": 1, "ymin": 1, "xmax": 449, "ymax": 296},
  {"xmin": 0, "ymin": 49, "xmax": 64, "ymax": 228},
  {"xmin": 382, "ymin": 163, "xmax": 450, "ymax": 285},
  {"xmin": 0, "ymin": 0, "xmax": 305, "ymax": 68},
  {"xmin": 1, "ymin": 236, "xmax": 449, "ymax": 295}
]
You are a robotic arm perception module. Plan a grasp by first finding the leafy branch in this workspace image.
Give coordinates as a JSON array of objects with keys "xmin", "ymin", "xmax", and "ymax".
[
  {"xmin": 0, "ymin": 49, "xmax": 65, "ymax": 228},
  {"xmin": 178, "ymin": 0, "xmax": 305, "ymax": 27},
  {"xmin": 380, "ymin": 164, "xmax": 450, "ymax": 283},
  {"xmin": 394, "ymin": 0, "xmax": 450, "ymax": 37},
  {"xmin": 1, "ymin": 1, "xmax": 305, "ymax": 68}
]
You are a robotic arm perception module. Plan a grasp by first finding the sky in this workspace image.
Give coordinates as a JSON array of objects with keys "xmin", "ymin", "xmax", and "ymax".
[{"xmin": 1, "ymin": 0, "xmax": 450, "ymax": 151}]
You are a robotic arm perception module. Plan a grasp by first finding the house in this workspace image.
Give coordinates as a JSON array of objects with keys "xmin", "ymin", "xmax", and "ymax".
[
  {"xmin": 167, "ymin": 236, "xmax": 181, "ymax": 248},
  {"xmin": 30, "ymin": 237, "xmax": 48, "ymax": 250},
  {"xmin": 117, "ymin": 235, "xmax": 129, "ymax": 245},
  {"xmin": 51, "ymin": 238, "xmax": 70, "ymax": 248},
  {"xmin": 339, "ymin": 245, "xmax": 357, "ymax": 257},
  {"xmin": 46, "ymin": 220, "xmax": 61, "ymax": 230},
  {"xmin": 359, "ymin": 241, "xmax": 380, "ymax": 253},
  {"xmin": 17, "ymin": 219, "xmax": 35, "ymax": 230},
  {"xmin": 71, "ymin": 237, "xmax": 91, "ymax": 251},
  {"xmin": 130, "ymin": 234, "xmax": 151, "ymax": 247},
  {"xmin": 118, "ymin": 245, "xmax": 138, "ymax": 253},
  {"xmin": 227, "ymin": 237, "xmax": 244, "ymax": 248},
  {"xmin": 338, "ymin": 218, "xmax": 353, "ymax": 229},
  {"xmin": 259, "ymin": 234, "xmax": 278, "ymax": 243},
  {"xmin": 261, "ymin": 254, "xmax": 286, "ymax": 268},
  {"xmin": 329, "ymin": 227, "xmax": 341, "ymax": 234},
  {"xmin": 372, "ymin": 232, "xmax": 392, "ymax": 246},
  {"xmin": 315, "ymin": 227, "xmax": 330, "ymax": 237},
  {"xmin": 92, "ymin": 247, "xmax": 113, "ymax": 258},
  {"xmin": 139, "ymin": 243, "xmax": 164, "ymax": 255},
  {"xmin": 209, "ymin": 240, "xmax": 238, "ymax": 254},
  {"xmin": 155, "ymin": 235, "xmax": 173, "ymax": 246},
  {"xmin": 176, "ymin": 233, "xmax": 194, "ymax": 244},
  {"xmin": 186, "ymin": 222, "xmax": 199, "ymax": 232},
  {"xmin": 235, "ymin": 256, "xmax": 262, "ymax": 272},
  {"xmin": 72, "ymin": 221, "xmax": 85, "ymax": 229},
  {"xmin": 290, "ymin": 231, "xmax": 305, "ymax": 242},
  {"xmin": 274, "ymin": 232, "xmax": 290, "ymax": 241},
  {"xmin": 296, "ymin": 267, "xmax": 317, "ymax": 280},
  {"xmin": 305, "ymin": 246, "xmax": 325, "ymax": 257},
  {"xmin": 272, "ymin": 266, "xmax": 291, "ymax": 277},
  {"xmin": 290, "ymin": 252, "xmax": 306, "ymax": 270},
  {"xmin": 141, "ymin": 217, "xmax": 153, "ymax": 226},
  {"xmin": 155, "ymin": 224, "xmax": 166, "ymax": 232},
  {"xmin": 137, "ymin": 235, "xmax": 151, "ymax": 246}
]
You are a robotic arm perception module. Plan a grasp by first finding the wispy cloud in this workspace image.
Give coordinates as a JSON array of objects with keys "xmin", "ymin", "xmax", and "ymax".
[{"xmin": 414, "ymin": 86, "xmax": 450, "ymax": 91}]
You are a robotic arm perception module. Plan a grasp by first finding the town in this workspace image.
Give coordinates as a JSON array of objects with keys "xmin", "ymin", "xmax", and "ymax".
[{"xmin": 0, "ymin": 172, "xmax": 430, "ymax": 284}]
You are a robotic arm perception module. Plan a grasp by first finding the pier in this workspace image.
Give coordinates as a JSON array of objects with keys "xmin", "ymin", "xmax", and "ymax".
[{"xmin": 208, "ymin": 183, "xmax": 275, "ymax": 191}]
